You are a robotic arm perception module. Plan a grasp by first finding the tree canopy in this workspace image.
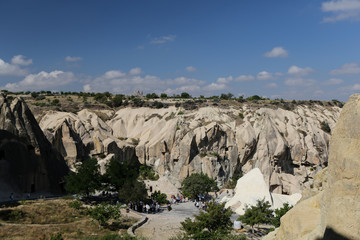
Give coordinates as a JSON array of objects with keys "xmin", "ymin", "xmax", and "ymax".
[
  {"xmin": 180, "ymin": 201, "xmax": 233, "ymax": 239},
  {"xmin": 65, "ymin": 158, "xmax": 101, "ymax": 196},
  {"xmin": 181, "ymin": 173, "xmax": 218, "ymax": 199},
  {"xmin": 238, "ymin": 199, "xmax": 274, "ymax": 233}
]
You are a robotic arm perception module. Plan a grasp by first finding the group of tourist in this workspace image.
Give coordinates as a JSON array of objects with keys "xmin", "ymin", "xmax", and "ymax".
[{"xmin": 128, "ymin": 201, "xmax": 161, "ymax": 214}]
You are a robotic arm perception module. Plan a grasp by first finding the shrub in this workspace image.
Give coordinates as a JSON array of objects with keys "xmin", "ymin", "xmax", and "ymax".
[
  {"xmin": 181, "ymin": 173, "xmax": 218, "ymax": 199},
  {"xmin": 151, "ymin": 191, "xmax": 168, "ymax": 204},
  {"xmin": 238, "ymin": 199, "xmax": 273, "ymax": 233},
  {"xmin": 271, "ymin": 203, "xmax": 293, "ymax": 227},
  {"xmin": 87, "ymin": 202, "xmax": 121, "ymax": 227},
  {"xmin": 180, "ymin": 201, "xmax": 233, "ymax": 239},
  {"xmin": 69, "ymin": 200, "xmax": 82, "ymax": 210},
  {"xmin": 320, "ymin": 121, "xmax": 331, "ymax": 133},
  {"xmin": 238, "ymin": 112, "xmax": 244, "ymax": 119}
]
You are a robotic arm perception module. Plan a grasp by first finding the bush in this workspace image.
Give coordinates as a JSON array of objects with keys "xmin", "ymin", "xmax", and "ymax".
[
  {"xmin": 238, "ymin": 199, "xmax": 273, "ymax": 233},
  {"xmin": 87, "ymin": 202, "xmax": 121, "ymax": 227},
  {"xmin": 151, "ymin": 190, "xmax": 168, "ymax": 204},
  {"xmin": 272, "ymin": 203, "xmax": 293, "ymax": 227},
  {"xmin": 69, "ymin": 200, "xmax": 82, "ymax": 210},
  {"xmin": 180, "ymin": 201, "xmax": 233, "ymax": 239},
  {"xmin": 320, "ymin": 121, "xmax": 331, "ymax": 133},
  {"xmin": 181, "ymin": 173, "xmax": 218, "ymax": 199}
]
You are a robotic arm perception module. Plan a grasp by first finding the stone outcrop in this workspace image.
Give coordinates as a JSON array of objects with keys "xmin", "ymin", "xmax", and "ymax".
[
  {"xmin": 221, "ymin": 168, "xmax": 301, "ymax": 215},
  {"xmin": 265, "ymin": 94, "xmax": 360, "ymax": 240},
  {"xmin": 0, "ymin": 94, "xmax": 68, "ymax": 195},
  {"xmin": 39, "ymin": 109, "xmax": 137, "ymax": 169},
  {"xmin": 39, "ymin": 103, "xmax": 340, "ymax": 194}
]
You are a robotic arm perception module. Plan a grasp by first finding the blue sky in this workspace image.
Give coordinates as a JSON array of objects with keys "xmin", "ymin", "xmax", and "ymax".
[{"xmin": 0, "ymin": 0, "xmax": 360, "ymax": 100}]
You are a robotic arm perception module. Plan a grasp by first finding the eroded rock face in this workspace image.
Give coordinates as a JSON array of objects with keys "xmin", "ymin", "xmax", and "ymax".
[
  {"xmin": 106, "ymin": 105, "xmax": 339, "ymax": 193},
  {"xmin": 0, "ymin": 94, "xmax": 68, "ymax": 195},
  {"xmin": 39, "ymin": 109, "xmax": 137, "ymax": 169},
  {"xmin": 39, "ymin": 103, "xmax": 340, "ymax": 194},
  {"xmin": 265, "ymin": 94, "xmax": 360, "ymax": 240}
]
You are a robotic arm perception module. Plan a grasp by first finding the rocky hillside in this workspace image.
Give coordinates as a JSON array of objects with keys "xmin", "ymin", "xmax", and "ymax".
[
  {"xmin": 37, "ymin": 100, "xmax": 341, "ymax": 195},
  {"xmin": 265, "ymin": 94, "xmax": 360, "ymax": 240},
  {"xmin": 0, "ymin": 94, "xmax": 68, "ymax": 197}
]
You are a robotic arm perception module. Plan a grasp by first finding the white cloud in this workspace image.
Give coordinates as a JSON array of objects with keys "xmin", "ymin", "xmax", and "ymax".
[
  {"xmin": 3, "ymin": 70, "xmax": 77, "ymax": 91},
  {"xmin": 216, "ymin": 76, "xmax": 233, "ymax": 84},
  {"xmin": 284, "ymin": 77, "xmax": 317, "ymax": 87},
  {"xmin": 322, "ymin": 0, "xmax": 360, "ymax": 22},
  {"xmin": 264, "ymin": 46, "xmax": 288, "ymax": 58},
  {"xmin": 257, "ymin": 71, "xmax": 273, "ymax": 80},
  {"xmin": 11, "ymin": 55, "xmax": 33, "ymax": 66},
  {"xmin": 186, "ymin": 66, "xmax": 197, "ymax": 72},
  {"xmin": 150, "ymin": 35, "xmax": 176, "ymax": 44},
  {"xmin": 65, "ymin": 56, "xmax": 83, "ymax": 62},
  {"xmin": 235, "ymin": 75, "xmax": 255, "ymax": 82},
  {"xmin": 287, "ymin": 65, "xmax": 314, "ymax": 76},
  {"xmin": 128, "ymin": 67, "xmax": 143, "ymax": 75},
  {"xmin": 330, "ymin": 62, "xmax": 360, "ymax": 75},
  {"xmin": 0, "ymin": 58, "xmax": 28, "ymax": 76},
  {"xmin": 353, "ymin": 84, "xmax": 360, "ymax": 90},
  {"xmin": 265, "ymin": 83, "xmax": 278, "ymax": 88},
  {"xmin": 169, "ymin": 77, "xmax": 205, "ymax": 85},
  {"xmin": 324, "ymin": 78, "xmax": 344, "ymax": 85},
  {"xmin": 83, "ymin": 84, "xmax": 91, "ymax": 92},
  {"xmin": 203, "ymin": 83, "xmax": 227, "ymax": 91}
]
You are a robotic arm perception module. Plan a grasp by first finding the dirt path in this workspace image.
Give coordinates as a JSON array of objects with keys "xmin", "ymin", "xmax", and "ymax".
[{"xmin": 135, "ymin": 201, "xmax": 200, "ymax": 240}]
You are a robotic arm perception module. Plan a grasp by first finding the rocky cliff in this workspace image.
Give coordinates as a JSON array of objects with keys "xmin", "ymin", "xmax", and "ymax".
[
  {"xmin": 264, "ymin": 94, "xmax": 360, "ymax": 240},
  {"xmin": 38, "ymin": 101, "xmax": 340, "ymax": 195},
  {"xmin": 0, "ymin": 94, "xmax": 68, "ymax": 196}
]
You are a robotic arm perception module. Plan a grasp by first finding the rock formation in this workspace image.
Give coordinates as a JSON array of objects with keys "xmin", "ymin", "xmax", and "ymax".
[
  {"xmin": 221, "ymin": 168, "xmax": 301, "ymax": 215},
  {"xmin": 39, "ymin": 103, "xmax": 340, "ymax": 194},
  {"xmin": 264, "ymin": 94, "xmax": 360, "ymax": 240},
  {"xmin": 0, "ymin": 94, "xmax": 68, "ymax": 196}
]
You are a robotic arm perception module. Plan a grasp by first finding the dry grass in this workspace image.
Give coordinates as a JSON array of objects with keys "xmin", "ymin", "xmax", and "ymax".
[{"xmin": 0, "ymin": 199, "xmax": 137, "ymax": 240}]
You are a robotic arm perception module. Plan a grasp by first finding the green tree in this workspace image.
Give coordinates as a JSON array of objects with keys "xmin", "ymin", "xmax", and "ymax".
[
  {"xmin": 181, "ymin": 173, "xmax": 218, "ymax": 199},
  {"xmin": 87, "ymin": 202, "xmax": 121, "ymax": 227},
  {"xmin": 238, "ymin": 199, "xmax": 273, "ymax": 233},
  {"xmin": 160, "ymin": 93, "xmax": 168, "ymax": 99},
  {"xmin": 151, "ymin": 190, "xmax": 168, "ymax": 204},
  {"xmin": 111, "ymin": 94, "xmax": 124, "ymax": 107},
  {"xmin": 271, "ymin": 203, "xmax": 292, "ymax": 227},
  {"xmin": 65, "ymin": 158, "xmax": 101, "ymax": 196},
  {"xmin": 220, "ymin": 93, "xmax": 234, "ymax": 100},
  {"xmin": 180, "ymin": 92, "xmax": 191, "ymax": 99},
  {"xmin": 102, "ymin": 158, "xmax": 139, "ymax": 192},
  {"xmin": 180, "ymin": 201, "xmax": 233, "ymax": 239},
  {"xmin": 117, "ymin": 180, "xmax": 148, "ymax": 203}
]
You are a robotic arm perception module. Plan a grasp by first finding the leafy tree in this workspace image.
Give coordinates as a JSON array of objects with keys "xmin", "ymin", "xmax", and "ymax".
[
  {"xmin": 271, "ymin": 203, "xmax": 292, "ymax": 227},
  {"xmin": 117, "ymin": 180, "xmax": 148, "ymax": 203},
  {"xmin": 238, "ymin": 199, "xmax": 273, "ymax": 233},
  {"xmin": 160, "ymin": 93, "xmax": 168, "ymax": 99},
  {"xmin": 151, "ymin": 190, "xmax": 168, "ymax": 204},
  {"xmin": 246, "ymin": 95, "xmax": 264, "ymax": 101},
  {"xmin": 181, "ymin": 173, "xmax": 218, "ymax": 199},
  {"xmin": 87, "ymin": 202, "xmax": 121, "ymax": 227},
  {"xmin": 102, "ymin": 158, "xmax": 139, "ymax": 192},
  {"xmin": 220, "ymin": 93, "xmax": 234, "ymax": 100},
  {"xmin": 111, "ymin": 94, "xmax": 124, "ymax": 107},
  {"xmin": 180, "ymin": 201, "xmax": 233, "ymax": 239},
  {"xmin": 65, "ymin": 158, "xmax": 101, "ymax": 196},
  {"xmin": 180, "ymin": 92, "xmax": 191, "ymax": 99}
]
